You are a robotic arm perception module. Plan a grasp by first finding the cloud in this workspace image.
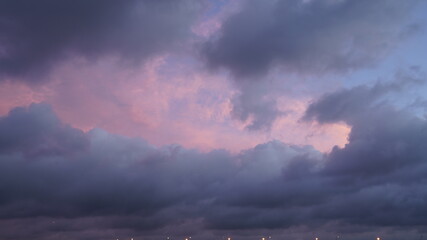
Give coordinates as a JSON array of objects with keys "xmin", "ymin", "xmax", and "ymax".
[
  {"xmin": 0, "ymin": 103, "xmax": 88, "ymax": 156},
  {"xmin": 231, "ymin": 82, "xmax": 284, "ymax": 131},
  {"xmin": 202, "ymin": 0, "xmax": 420, "ymax": 78},
  {"xmin": 303, "ymin": 82, "xmax": 398, "ymax": 125},
  {"xmin": 303, "ymin": 70, "xmax": 425, "ymax": 125},
  {"xmin": 0, "ymin": 0, "xmax": 201, "ymax": 82},
  {"xmin": 200, "ymin": 0, "xmax": 420, "ymax": 131},
  {"xmin": 2, "ymin": 101, "xmax": 427, "ymax": 239},
  {"xmin": 303, "ymin": 79, "xmax": 427, "ymax": 180}
]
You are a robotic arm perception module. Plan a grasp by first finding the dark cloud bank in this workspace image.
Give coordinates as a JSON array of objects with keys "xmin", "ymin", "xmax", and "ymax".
[
  {"xmin": 202, "ymin": 0, "xmax": 421, "ymax": 131},
  {"xmin": 1, "ymin": 1, "xmax": 427, "ymax": 239},
  {"xmin": 0, "ymin": 0, "xmax": 201, "ymax": 82},
  {"xmin": 203, "ymin": 0, "xmax": 419, "ymax": 77},
  {"xmin": 2, "ymin": 80, "xmax": 427, "ymax": 239}
]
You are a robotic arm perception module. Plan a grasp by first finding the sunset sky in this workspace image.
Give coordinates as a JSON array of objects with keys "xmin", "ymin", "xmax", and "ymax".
[{"xmin": 1, "ymin": 0, "xmax": 427, "ymax": 239}]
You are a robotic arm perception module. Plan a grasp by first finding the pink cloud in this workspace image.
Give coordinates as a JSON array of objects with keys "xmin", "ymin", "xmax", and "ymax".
[{"xmin": 0, "ymin": 54, "xmax": 349, "ymax": 153}]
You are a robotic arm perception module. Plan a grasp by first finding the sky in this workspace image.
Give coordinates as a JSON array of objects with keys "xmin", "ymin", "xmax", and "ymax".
[{"xmin": 1, "ymin": 0, "xmax": 427, "ymax": 239}]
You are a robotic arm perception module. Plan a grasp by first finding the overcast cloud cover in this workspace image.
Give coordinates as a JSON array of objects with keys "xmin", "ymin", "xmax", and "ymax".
[
  {"xmin": 203, "ymin": 0, "xmax": 419, "ymax": 77},
  {"xmin": 0, "ymin": 0, "xmax": 201, "ymax": 82},
  {"xmin": 201, "ymin": 0, "xmax": 422, "ymax": 130},
  {"xmin": 2, "ymin": 95, "xmax": 427, "ymax": 239},
  {"xmin": 1, "ymin": 0, "xmax": 427, "ymax": 239}
]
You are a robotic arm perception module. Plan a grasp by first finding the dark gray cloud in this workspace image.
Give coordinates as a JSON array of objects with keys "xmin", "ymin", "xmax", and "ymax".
[
  {"xmin": 303, "ymin": 81, "xmax": 402, "ymax": 125},
  {"xmin": 0, "ymin": 103, "xmax": 88, "ymax": 156},
  {"xmin": 2, "ymin": 100, "xmax": 427, "ymax": 239},
  {"xmin": 201, "ymin": 0, "xmax": 420, "ymax": 132},
  {"xmin": 0, "ymin": 0, "xmax": 201, "ymax": 82},
  {"xmin": 301, "ymin": 82, "xmax": 427, "ymax": 230},
  {"xmin": 303, "ymin": 79, "xmax": 427, "ymax": 179},
  {"xmin": 303, "ymin": 67, "xmax": 426, "ymax": 125},
  {"xmin": 202, "ymin": 0, "xmax": 420, "ymax": 78}
]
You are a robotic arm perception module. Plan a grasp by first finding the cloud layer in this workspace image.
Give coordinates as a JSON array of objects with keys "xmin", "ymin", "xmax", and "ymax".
[
  {"xmin": 201, "ymin": 0, "xmax": 421, "ymax": 130},
  {"xmin": 0, "ymin": 0, "xmax": 200, "ymax": 82},
  {"xmin": 202, "ymin": 0, "xmax": 419, "ymax": 77},
  {"xmin": 0, "ymin": 0, "xmax": 422, "ymax": 132},
  {"xmin": 1, "ymin": 91, "xmax": 427, "ymax": 239},
  {"xmin": 1, "ymin": 1, "xmax": 427, "ymax": 239}
]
